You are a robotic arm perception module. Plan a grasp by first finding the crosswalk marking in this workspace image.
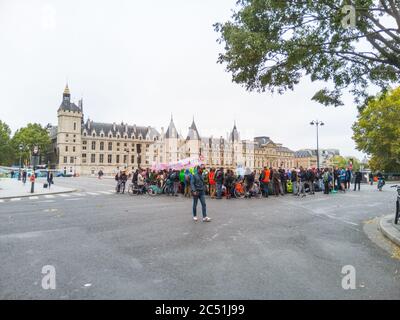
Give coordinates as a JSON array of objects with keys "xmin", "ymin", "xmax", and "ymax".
[
  {"xmin": 10, "ymin": 198, "xmax": 21, "ymax": 201},
  {"xmin": 44, "ymin": 195, "xmax": 55, "ymax": 199},
  {"xmin": 98, "ymin": 191, "xmax": 112, "ymax": 194},
  {"xmin": 29, "ymin": 196, "xmax": 39, "ymax": 200},
  {"xmin": 86, "ymin": 192, "xmax": 99, "ymax": 196},
  {"xmin": 0, "ymin": 199, "xmax": 4, "ymax": 203}
]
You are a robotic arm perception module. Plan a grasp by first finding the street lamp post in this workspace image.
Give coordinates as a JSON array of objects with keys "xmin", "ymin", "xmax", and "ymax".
[
  {"xmin": 18, "ymin": 144, "xmax": 23, "ymax": 180},
  {"xmin": 310, "ymin": 120, "xmax": 324, "ymax": 170}
]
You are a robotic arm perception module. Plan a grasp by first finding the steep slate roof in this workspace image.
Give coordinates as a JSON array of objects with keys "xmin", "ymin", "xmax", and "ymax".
[
  {"xmin": 229, "ymin": 123, "xmax": 240, "ymax": 142},
  {"xmin": 58, "ymin": 101, "xmax": 81, "ymax": 113},
  {"xmin": 165, "ymin": 117, "xmax": 178, "ymax": 139},
  {"xmin": 277, "ymin": 146, "xmax": 294, "ymax": 153},
  {"xmin": 83, "ymin": 120, "xmax": 160, "ymax": 139},
  {"xmin": 294, "ymin": 149, "xmax": 317, "ymax": 158},
  {"xmin": 186, "ymin": 119, "xmax": 200, "ymax": 140},
  {"xmin": 254, "ymin": 136, "xmax": 274, "ymax": 146}
]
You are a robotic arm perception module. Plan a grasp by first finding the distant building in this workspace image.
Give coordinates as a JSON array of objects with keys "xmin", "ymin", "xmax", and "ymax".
[{"xmin": 294, "ymin": 149, "xmax": 340, "ymax": 168}]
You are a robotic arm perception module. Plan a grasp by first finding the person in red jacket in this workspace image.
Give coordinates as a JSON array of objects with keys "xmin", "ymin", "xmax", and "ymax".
[
  {"xmin": 260, "ymin": 167, "xmax": 270, "ymax": 198},
  {"xmin": 209, "ymin": 168, "xmax": 216, "ymax": 199}
]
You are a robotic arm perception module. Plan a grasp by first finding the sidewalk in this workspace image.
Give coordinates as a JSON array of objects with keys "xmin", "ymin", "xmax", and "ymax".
[
  {"xmin": 0, "ymin": 178, "xmax": 76, "ymax": 199},
  {"xmin": 379, "ymin": 214, "xmax": 400, "ymax": 247}
]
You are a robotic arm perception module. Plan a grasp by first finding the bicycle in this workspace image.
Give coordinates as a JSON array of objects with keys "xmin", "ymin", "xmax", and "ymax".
[
  {"xmin": 390, "ymin": 185, "xmax": 400, "ymax": 225},
  {"xmin": 234, "ymin": 180, "xmax": 246, "ymax": 199}
]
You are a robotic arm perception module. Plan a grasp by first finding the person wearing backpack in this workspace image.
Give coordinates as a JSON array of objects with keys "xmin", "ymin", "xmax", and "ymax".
[{"xmin": 323, "ymin": 168, "xmax": 330, "ymax": 194}]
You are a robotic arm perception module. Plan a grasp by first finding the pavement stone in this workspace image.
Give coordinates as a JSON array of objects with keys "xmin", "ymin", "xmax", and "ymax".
[
  {"xmin": 0, "ymin": 178, "xmax": 76, "ymax": 199},
  {"xmin": 379, "ymin": 214, "xmax": 400, "ymax": 247}
]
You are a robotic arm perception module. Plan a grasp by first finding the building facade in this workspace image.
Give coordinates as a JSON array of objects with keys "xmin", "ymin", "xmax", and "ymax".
[{"xmin": 48, "ymin": 85, "xmax": 337, "ymax": 176}]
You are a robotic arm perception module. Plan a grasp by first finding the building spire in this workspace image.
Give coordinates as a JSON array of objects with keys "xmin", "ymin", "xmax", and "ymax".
[{"xmin": 63, "ymin": 83, "xmax": 70, "ymax": 95}]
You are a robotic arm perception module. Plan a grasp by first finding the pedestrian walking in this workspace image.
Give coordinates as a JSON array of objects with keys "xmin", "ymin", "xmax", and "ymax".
[
  {"xmin": 22, "ymin": 170, "xmax": 27, "ymax": 185},
  {"xmin": 47, "ymin": 171, "xmax": 54, "ymax": 189},
  {"xmin": 190, "ymin": 166, "xmax": 211, "ymax": 222}
]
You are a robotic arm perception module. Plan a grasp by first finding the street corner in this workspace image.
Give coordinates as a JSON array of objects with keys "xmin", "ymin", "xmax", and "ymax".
[{"xmin": 379, "ymin": 215, "xmax": 400, "ymax": 257}]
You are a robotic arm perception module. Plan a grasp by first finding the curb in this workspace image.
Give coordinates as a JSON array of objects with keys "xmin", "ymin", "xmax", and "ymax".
[
  {"xmin": 0, "ymin": 188, "xmax": 77, "ymax": 200},
  {"xmin": 379, "ymin": 214, "xmax": 400, "ymax": 247}
]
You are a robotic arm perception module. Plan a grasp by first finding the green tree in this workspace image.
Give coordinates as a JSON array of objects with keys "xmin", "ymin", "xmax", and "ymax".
[
  {"xmin": 215, "ymin": 0, "xmax": 400, "ymax": 106},
  {"xmin": 11, "ymin": 123, "xmax": 51, "ymax": 166},
  {"xmin": 331, "ymin": 155, "xmax": 361, "ymax": 170},
  {"xmin": 0, "ymin": 120, "xmax": 14, "ymax": 166},
  {"xmin": 352, "ymin": 86, "xmax": 400, "ymax": 172}
]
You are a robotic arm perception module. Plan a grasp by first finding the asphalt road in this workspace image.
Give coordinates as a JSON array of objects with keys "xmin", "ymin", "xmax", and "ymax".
[{"xmin": 0, "ymin": 177, "xmax": 399, "ymax": 299}]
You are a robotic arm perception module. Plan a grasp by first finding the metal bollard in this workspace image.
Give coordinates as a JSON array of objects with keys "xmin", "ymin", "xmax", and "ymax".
[{"xmin": 31, "ymin": 181, "xmax": 35, "ymax": 193}]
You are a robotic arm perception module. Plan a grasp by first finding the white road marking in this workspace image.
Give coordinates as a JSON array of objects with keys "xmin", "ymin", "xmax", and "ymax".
[
  {"xmin": 29, "ymin": 196, "xmax": 39, "ymax": 200},
  {"xmin": 98, "ymin": 191, "xmax": 112, "ymax": 194},
  {"xmin": 37, "ymin": 200, "xmax": 55, "ymax": 203},
  {"xmin": 44, "ymin": 195, "xmax": 55, "ymax": 199},
  {"xmin": 10, "ymin": 198, "xmax": 21, "ymax": 201},
  {"xmin": 64, "ymin": 198, "xmax": 81, "ymax": 201},
  {"xmin": 72, "ymin": 193, "xmax": 85, "ymax": 196},
  {"xmin": 0, "ymin": 199, "xmax": 4, "ymax": 203},
  {"xmin": 86, "ymin": 192, "xmax": 99, "ymax": 196},
  {"xmin": 58, "ymin": 194, "xmax": 71, "ymax": 197}
]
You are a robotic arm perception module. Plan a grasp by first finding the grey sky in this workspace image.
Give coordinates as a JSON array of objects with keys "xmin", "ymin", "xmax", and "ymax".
[{"xmin": 0, "ymin": 0, "xmax": 369, "ymax": 158}]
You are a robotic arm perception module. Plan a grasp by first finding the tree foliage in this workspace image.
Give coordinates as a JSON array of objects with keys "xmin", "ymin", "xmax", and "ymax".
[
  {"xmin": 352, "ymin": 86, "xmax": 400, "ymax": 172},
  {"xmin": 331, "ymin": 155, "xmax": 361, "ymax": 170},
  {"xmin": 215, "ymin": 0, "xmax": 400, "ymax": 106},
  {"xmin": 0, "ymin": 120, "xmax": 14, "ymax": 166},
  {"xmin": 11, "ymin": 123, "xmax": 51, "ymax": 166}
]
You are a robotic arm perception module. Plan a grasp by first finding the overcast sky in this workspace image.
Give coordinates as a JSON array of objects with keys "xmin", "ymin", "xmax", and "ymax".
[{"xmin": 0, "ymin": 0, "xmax": 371, "ymax": 158}]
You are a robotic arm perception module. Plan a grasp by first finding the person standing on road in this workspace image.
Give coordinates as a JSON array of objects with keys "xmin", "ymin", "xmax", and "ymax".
[
  {"xmin": 184, "ymin": 169, "xmax": 192, "ymax": 198},
  {"xmin": 260, "ymin": 166, "xmax": 270, "ymax": 198},
  {"xmin": 339, "ymin": 168, "xmax": 347, "ymax": 192},
  {"xmin": 190, "ymin": 166, "xmax": 211, "ymax": 222},
  {"xmin": 323, "ymin": 168, "xmax": 330, "ymax": 194},
  {"xmin": 354, "ymin": 170, "xmax": 362, "ymax": 191},
  {"xmin": 345, "ymin": 168, "xmax": 352, "ymax": 190},
  {"xmin": 298, "ymin": 167, "xmax": 307, "ymax": 197},
  {"xmin": 209, "ymin": 168, "xmax": 216, "ymax": 198},
  {"xmin": 215, "ymin": 167, "xmax": 224, "ymax": 199},
  {"xmin": 291, "ymin": 168, "xmax": 298, "ymax": 196}
]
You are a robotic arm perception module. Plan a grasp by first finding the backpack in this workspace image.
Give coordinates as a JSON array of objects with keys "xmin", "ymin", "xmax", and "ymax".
[{"xmin": 323, "ymin": 172, "xmax": 329, "ymax": 183}]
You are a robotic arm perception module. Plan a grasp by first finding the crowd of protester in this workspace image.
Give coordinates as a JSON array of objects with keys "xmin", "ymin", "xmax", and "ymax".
[{"xmin": 113, "ymin": 165, "xmax": 368, "ymax": 198}]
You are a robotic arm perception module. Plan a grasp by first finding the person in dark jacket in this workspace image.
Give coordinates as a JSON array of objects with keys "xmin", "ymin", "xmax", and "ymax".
[
  {"xmin": 279, "ymin": 167, "xmax": 287, "ymax": 194},
  {"xmin": 190, "ymin": 166, "xmax": 211, "ymax": 222},
  {"xmin": 354, "ymin": 170, "xmax": 362, "ymax": 191},
  {"xmin": 215, "ymin": 167, "xmax": 224, "ymax": 199},
  {"xmin": 47, "ymin": 171, "xmax": 54, "ymax": 189},
  {"xmin": 224, "ymin": 170, "xmax": 234, "ymax": 199}
]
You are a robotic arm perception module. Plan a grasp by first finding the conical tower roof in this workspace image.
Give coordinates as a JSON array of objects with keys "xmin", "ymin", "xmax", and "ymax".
[
  {"xmin": 186, "ymin": 117, "xmax": 200, "ymax": 140},
  {"xmin": 165, "ymin": 115, "xmax": 178, "ymax": 139}
]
